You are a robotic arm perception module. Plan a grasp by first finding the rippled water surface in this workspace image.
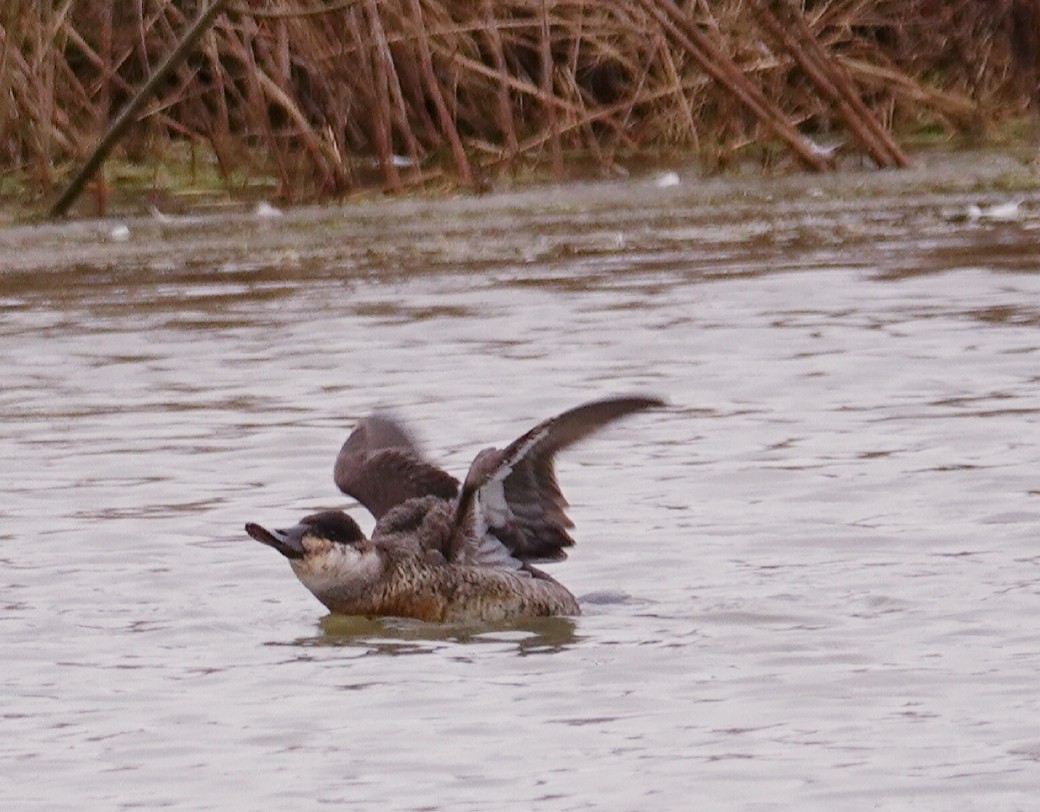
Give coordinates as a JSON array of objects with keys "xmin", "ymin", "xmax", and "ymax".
[{"xmin": 3, "ymin": 166, "xmax": 1040, "ymax": 809}]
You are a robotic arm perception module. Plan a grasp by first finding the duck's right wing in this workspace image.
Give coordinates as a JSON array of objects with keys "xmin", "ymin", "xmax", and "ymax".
[
  {"xmin": 448, "ymin": 395, "xmax": 665, "ymax": 567},
  {"xmin": 333, "ymin": 414, "xmax": 459, "ymax": 520}
]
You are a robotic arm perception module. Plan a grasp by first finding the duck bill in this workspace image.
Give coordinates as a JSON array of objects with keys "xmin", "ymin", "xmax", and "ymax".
[{"xmin": 245, "ymin": 522, "xmax": 306, "ymax": 560}]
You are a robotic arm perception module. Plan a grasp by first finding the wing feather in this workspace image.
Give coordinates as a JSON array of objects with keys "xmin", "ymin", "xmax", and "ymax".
[
  {"xmin": 333, "ymin": 414, "xmax": 459, "ymax": 520},
  {"xmin": 450, "ymin": 395, "xmax": 665, "ymax": 566}
]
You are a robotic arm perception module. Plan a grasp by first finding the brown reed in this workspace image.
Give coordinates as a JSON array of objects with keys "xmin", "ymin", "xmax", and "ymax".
[{"xmin": 1, "ymin": 0, "xmax": 1035, "ymax": 204}]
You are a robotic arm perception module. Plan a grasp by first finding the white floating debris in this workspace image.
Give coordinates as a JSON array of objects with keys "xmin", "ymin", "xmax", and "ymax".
[
  {"xmin": 255, "ymin": 201, "xmax": 284, "ymax": 218},
  {"xmin": 108, "ymin": 224, "xmax": 130, "ymax": 241},
  {"xmin": 967, "ymin": 200, "xmax": 1022, "ymax": 222},
  {"xmin": 654, "ymin": 171, "xmax": 681, "ymax": 188},
  {"xmin": 391, "ymin": 154, "xmax": 418, "ymax": 168},
  {"xmin": 806, "ymin": 138, "xmax": 841, "ymax": 158}
]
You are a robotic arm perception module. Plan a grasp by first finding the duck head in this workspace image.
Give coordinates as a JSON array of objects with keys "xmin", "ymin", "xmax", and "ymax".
[
  {"xmin": 246, "ymin": 510, "xmax": 364, "ymax": 558},
  {"xmin": 246, "ymin": 510, "xmax": 384, "ymax": 611}
]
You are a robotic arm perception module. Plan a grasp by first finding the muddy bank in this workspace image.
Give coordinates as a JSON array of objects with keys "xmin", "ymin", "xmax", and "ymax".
[{"xmin": 1, "ymin": 148, "xmax": 1038, "ymax": 282}]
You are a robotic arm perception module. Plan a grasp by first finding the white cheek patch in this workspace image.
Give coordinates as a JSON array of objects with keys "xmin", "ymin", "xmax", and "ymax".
[{"xmin": 290, "ymin": 542, "xmax": 382, "ymax": 598}]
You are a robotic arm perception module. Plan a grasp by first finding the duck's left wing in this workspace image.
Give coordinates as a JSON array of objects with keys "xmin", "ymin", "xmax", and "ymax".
[
  {"xmin": 334, "ymin": 414, "xmax": 459, "ymax": 520},
  {"xmin": 449, "ymin": 396, "xmax": 665, "ymax": 567}
]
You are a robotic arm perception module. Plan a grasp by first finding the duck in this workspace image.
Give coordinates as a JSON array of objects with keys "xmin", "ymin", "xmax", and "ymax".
[{"xmin": 245, "ymin": 395, "xmax": 665, "ymax": 623}]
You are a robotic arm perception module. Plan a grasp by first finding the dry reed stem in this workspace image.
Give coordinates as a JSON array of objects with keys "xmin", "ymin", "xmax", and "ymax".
[
  {"xmin": 482, "ymin": 0, "xmax": 520, "ymax": 160},
  {"xmin": 365, "ymin": 0, "xmax": 402, "ymax": 190},
  {"xmin": 407, "ymin": 0, "xmax": 473, "ymax": 186},
  {"xmin": 755, "ymin": 0, "xmax": 908, "ymax": 167}
]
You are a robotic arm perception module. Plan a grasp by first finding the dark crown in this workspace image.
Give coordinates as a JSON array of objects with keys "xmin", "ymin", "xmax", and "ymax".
[{"xmin": 301, "ymin": 510, "xmax": 365, "ymax": 544}]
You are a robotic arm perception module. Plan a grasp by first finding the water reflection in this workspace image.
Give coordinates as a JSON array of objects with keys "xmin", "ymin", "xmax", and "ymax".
[{"xmin": 284, "ymin": 614, "xmax": 582, "ymax": 656}]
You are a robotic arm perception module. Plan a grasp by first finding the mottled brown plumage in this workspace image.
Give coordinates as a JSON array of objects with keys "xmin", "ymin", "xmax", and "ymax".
[{"xmin": 247, "ymin": 395, "xmax": 665, "ymax": 622}]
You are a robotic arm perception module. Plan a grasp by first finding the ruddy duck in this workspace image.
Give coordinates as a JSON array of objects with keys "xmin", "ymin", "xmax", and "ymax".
[{"xmin": 246, "ymin": 395, "xmax": 665, "ymax": 623}]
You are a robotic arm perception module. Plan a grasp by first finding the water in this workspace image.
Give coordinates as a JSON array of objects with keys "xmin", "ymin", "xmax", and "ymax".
[{"xmin": 2, "ymin": 164, "xmax": 1040, "ymax": 809}]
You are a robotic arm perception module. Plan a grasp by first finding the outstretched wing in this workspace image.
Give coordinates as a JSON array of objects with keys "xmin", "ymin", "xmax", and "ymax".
[
  {"xmin": 333, "ymin": 413, "xmax": 459, "ymax": 520},
  {"xmin": 449, "ymin": 395, "xmax": 665, "ymax": 566}
]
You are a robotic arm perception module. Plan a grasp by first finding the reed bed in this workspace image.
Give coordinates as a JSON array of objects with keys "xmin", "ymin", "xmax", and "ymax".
[{"xmin": 1, "ymin": 0, "xmax": 1036, "ymax": 203}]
